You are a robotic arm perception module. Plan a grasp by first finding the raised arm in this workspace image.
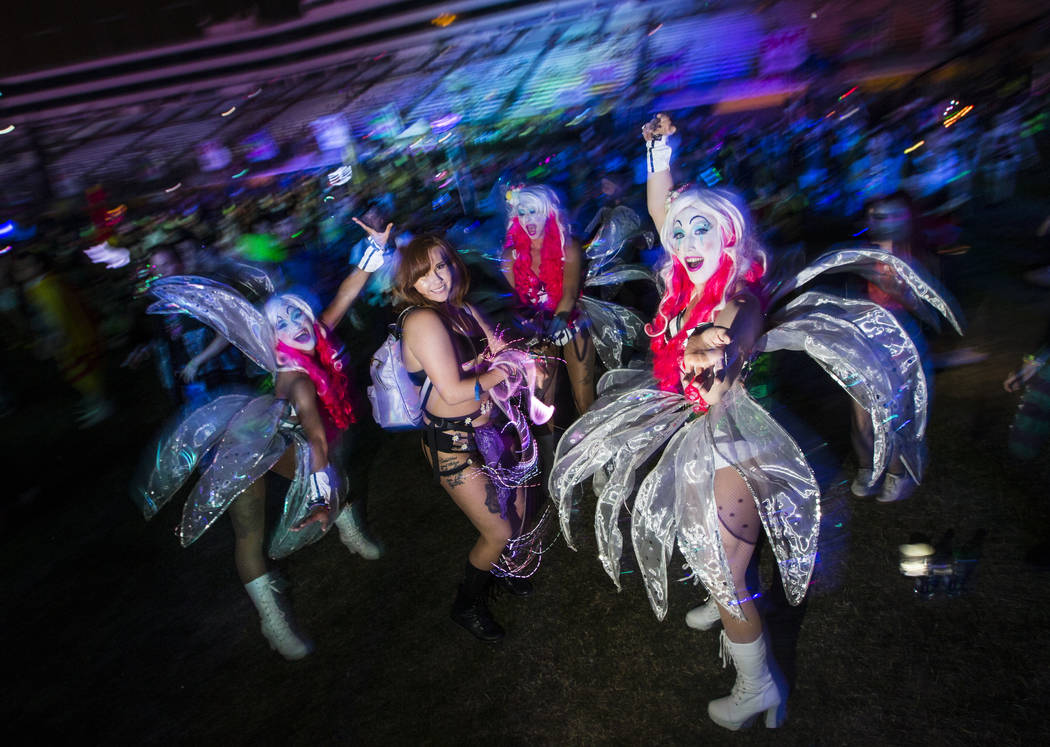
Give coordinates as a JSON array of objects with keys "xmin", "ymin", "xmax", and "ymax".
[
  {"xmin": 319, "ymin": 216, "xmax": 392, "ymax": 329},
  {"xmin": 403, "ymin": 309, "xmax": 508, "ymax": 406},
  {"xmin": 644, "ymin": 113, "xmax": 677, "ymax": 235}
]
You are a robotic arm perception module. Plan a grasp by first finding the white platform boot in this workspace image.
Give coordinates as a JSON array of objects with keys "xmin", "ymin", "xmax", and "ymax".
[
  {"xmin": 685, "ymin": 597, "xmax": 722, "ymax": 631},
  {"xmin": 334, "ymin": 503, "xmax": 382, "ymax": 559},
  {"xmin": 244, "ymin": 573, "xmax": 312, "ymax": 661},
  {"xmin": 708, "ymin": 631, "xmax": 785, "ymax": 730}
]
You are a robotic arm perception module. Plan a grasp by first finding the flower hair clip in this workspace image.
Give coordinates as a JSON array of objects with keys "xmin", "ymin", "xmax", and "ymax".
[
  {"xmin": 505, "ymin": 184, "xmax": 525, "ymax": 209},
  {"xmin": 665, "ymin": 182, "xmax": 694, "ymax": 210}
]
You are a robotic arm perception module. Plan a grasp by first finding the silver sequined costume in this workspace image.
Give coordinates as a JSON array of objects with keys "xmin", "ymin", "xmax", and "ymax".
[
  {"xmin": 549, "ymin": 247, "xmax": 962, "ymax": 620},
  {"xmin": 133, "ymin": 276, "xmax": 341, "ymax": 558}
]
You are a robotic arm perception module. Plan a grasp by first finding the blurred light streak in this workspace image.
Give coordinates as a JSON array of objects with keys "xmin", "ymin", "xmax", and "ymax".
[
  {"xmin": 943, "ymin": 105, "xmax": 973, "ymax": 128},
  {"xmin": 904, "ymin": 140, "xmax": 925, "ymax": 154},
  {"xmin": 838, "ymin": 86, "xmax": 857, "ymax": 101},
  {"xmin": 852, "ymin": 227, "xmax": 870, "ymax": 237},
  {"xmin": 232, "ymin": 169, "xmax": 248, "ymax": 179},
  {"xmin": 164, "ymin": 182, "xmax": 182, "ymax": 193},
  {"xmin": 0, "ymin": 221, "xmax": 13, "ymax": 235},
  {"xmin": 0, "ymin": 124, "xmax": 14, "ymax": 135},
  {"xmin": 221, "ymin": 106, "xmax": 237, "ymax": 117},
  {"xmin": 432, "ymin": 13, "xmax": 456, "ymax": 27}
]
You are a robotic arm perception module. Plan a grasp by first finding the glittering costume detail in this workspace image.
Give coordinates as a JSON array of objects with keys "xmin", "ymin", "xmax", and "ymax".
[
  {"xmin": 579, "ymin": 206, "xmax": 656, "ymax": 370},
  {"xmin": 549, "ymin": 247, "xmax": 962, "ymax": 620},
  {"xmin": 136, "ymin": 395, "xmax": 344, "ymax": 558},
  {"xmin": 137, "ymin": 275, "xmax": 349, "ymax": 558}
]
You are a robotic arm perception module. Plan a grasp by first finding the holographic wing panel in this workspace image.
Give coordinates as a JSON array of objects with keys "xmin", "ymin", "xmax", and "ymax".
[
  {"xmin": 148, "ymin": 275, "xmax": 277, "ymax": 373},
  {"xmin": 767, "ymin": 246, "xmax": 964, "ymax": 335}
]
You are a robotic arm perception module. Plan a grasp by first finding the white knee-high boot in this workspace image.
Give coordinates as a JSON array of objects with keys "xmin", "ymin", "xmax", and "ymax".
[
  {"xmin": 334, "ymin": 503, "xmax": 382, "ymax": 559},
  {"xmin": 244, "ymin": 573, "xmax": 312, "ymax": 660},
  {"xmin": 708, "ymin": 631, "xmax": 785, "ymax": 730}
]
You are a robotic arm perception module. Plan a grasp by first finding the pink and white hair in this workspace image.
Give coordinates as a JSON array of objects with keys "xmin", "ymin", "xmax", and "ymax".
[
  {"xmin": 647, "ymin": 188, "xmax": 766, "ymax": 398},
  {"xmin": 263, "ymin": 294, "xmax": 355, "ymax": 437}
]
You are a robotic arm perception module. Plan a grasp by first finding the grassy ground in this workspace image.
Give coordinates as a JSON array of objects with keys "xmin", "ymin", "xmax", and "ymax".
[{"xmin": 2, "ymin": 198, "xmax": 1049, "ymax": 745}]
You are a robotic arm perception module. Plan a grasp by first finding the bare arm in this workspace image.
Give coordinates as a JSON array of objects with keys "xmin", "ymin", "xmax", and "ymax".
[
  {"xmin": 282, "ymin": 373, "xmax": 328, "ymax": 473},
  {"xmin": 320, "ymin": 216, "xmax": 393, "ymax": 328},
  {"xmin": 181, "ymin": 334, "xmax": 230, "ymax": 382},
  {"xmin": 643, "ymin": 113, "xmax": 677, "ymax": 234},
  {"xmin": 682, "ymin": 291, "xmax": 764, "ymax": 404},
  {"xmin": 555, "ymin": 237, "xmax": 582, "ymax": 317},
  {"xmin": 403, "ymin": 309, "xmax": 508, "ymax": 405},
  {"xmin": 320, "ymin": 267, "xmax": 371, "ymax": 329}
]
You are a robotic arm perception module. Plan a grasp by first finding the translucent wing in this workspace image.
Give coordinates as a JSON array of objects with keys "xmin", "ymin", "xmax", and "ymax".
[{"xmin": 767, "ymin": 246, "xmax": 964, "ymax": 335}]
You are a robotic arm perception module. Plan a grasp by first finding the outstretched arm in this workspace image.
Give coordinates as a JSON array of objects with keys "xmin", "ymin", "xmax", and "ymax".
[
  {"xmin": 644, "ymin": 113, "xmax": 677, "ymax": 235},
  {"xmin": 682, "ymin": 292, "xmax": 763, "ymax": 403},
  {"xmin": 320, "ymin": 216, "xmax": 392, "ymax": 328}
]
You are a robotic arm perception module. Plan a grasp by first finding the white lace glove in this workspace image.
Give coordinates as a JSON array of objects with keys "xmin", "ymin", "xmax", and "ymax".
[
  {"xmin": 306, "ymin": 470, "xmax": 332, "ymax": 512},
  {"xmin": 356, "ymin": 236, "xmax": 387, "ymax": 273},
  {"xmin": 645, "ymin": 136, "xmax": 673, "ymax": 174}
]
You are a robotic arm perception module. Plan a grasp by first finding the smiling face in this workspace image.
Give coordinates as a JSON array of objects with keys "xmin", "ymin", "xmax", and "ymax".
[
  {"xmin": 412, "ymin": 247, "xmax": 453, "ymax": 304},
  {"xmin": 515, "ymin": 194, "xmax": 547, "ymax": 239},
  {"xmin": 268, "ymin": 299, "xmax": 316, "ymax": 352},
  {"xmin": 669, "ymin": 207, "xmax": 724, "ymax": 288}
]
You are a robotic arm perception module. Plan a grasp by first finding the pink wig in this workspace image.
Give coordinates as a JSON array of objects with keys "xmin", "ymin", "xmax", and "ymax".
[
  {"xmin": 265, "ymin": 294, "xmax": 355, "ymax": 439},
  {"xmin": 646, "ymin": 188, "xmax": 766, "ymax": 400}
]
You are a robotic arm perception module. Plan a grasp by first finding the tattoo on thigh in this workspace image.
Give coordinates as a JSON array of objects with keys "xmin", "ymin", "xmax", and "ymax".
[
  {"xmin": 484, "ymin": 480, "xmax": 501, "ymax": 514},
  {"xmin": 440, "ymin": 455, "xmax": 467, "ymax": 488}
]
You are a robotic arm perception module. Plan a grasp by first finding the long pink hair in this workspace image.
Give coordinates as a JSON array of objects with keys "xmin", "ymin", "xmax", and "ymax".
[
  {"xmin": 265, "ymin": 295, "xmax": 355, "ymax": 440},
  {"xmin": 505, "ymin": 185, "xmax": 567, "ymax": 311},
  {"xmin": 645, "ymin": 188, "xmax": 766, "ymax": 402}
]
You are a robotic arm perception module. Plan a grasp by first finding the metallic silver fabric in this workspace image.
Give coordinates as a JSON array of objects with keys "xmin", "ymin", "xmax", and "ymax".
[
  {"xmin": 551, "ymin": 249, "xmax": 962, "ymax": 623},
  {"xmin": 147, "ymin": 275, "xmax": 278, "ymax": 374},
  {"xmin": 577, "ymin": 206, "xmax": 656, "ymax": 369},
  {"xmin": 137, "ymin": 394, "xmax": 340, "ymax": 558},
  {"xmin": 550, "ymin": 373, "xmax": 820, "ymax": 622},
  {"xmin": 578, "ymin": 295, "xmax": 648, "ymax": 370},
  {"xmin": 767, "ymin": 246, "xmax": 964, "ymax": 335}
]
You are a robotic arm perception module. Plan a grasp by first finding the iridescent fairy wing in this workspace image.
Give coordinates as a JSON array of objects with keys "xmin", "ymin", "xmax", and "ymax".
[
  {"xmin": 148, "ymin": 275, "xmax": 277, "ymax": 373},
  {"xmin": 178, "ymin": 395, "xmax": 288, "ymax": 547},
  {"xmin": 133, "ymin": 394, "xmax": 254, "ymax": 519},
  {"xmin": 766, "ymin": 246, "xmax": 964, "ymax": 335},
  {"xmin": 584, "ymin": 205, "xmax": 644, "ymax": 279},
  {"xmin": 577, "ymin": 296, "xmax": 648, "ymax": 370}
]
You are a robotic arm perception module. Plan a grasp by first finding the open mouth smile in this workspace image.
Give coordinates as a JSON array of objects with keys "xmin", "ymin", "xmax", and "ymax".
[
  {"xmin": 294, "ymin": 330, "xmax": 311, "ymax": 343},
  {"xmin": 684, "ymin": 256, "xmax": 704, "ymax": 271}
]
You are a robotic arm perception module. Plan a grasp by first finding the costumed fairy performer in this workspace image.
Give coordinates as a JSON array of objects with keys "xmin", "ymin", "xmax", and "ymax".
[
  {"xmin": 501, "ymin": 185, "xmax": 650, "ymax": 487},
  {"xmin": 134, "ymin": 217, "xmax": 390, "ymax": 660},
  {"xmin": 393, "ymin": 235, "xmax": 554, "ymax": 643},
  {"xmin": 548, "ymin": 114, "xmax": 962, "ymax": 729}
]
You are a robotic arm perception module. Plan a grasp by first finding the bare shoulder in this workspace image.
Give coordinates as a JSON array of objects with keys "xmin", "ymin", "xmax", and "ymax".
[
  {"xmin": 401, "ymin": 307, "xmax": 447, "ymax": 344},
  {"xmin": 275, "ymin": 369, "xmax": 314, "ymax": 399}
]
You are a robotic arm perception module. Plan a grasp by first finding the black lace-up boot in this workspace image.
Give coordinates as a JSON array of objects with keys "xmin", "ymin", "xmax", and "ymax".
[{"xmin": 450, "ymin": 562, "xmax": 505, "ymax": 642}]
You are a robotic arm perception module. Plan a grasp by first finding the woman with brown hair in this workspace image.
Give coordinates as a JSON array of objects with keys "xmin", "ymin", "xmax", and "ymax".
[{"xmin": 392, "ymin": 234, "xmax": 552, "ymax": 642}]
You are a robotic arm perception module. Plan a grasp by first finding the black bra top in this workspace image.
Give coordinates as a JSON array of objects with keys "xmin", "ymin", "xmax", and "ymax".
[
  {"xmin": 405, "ymin": 307, "xmax": 485, "ymax": 386},
  {"xmin": 407, "ymin": 368, "xmax": 428, "ymax": 386}
]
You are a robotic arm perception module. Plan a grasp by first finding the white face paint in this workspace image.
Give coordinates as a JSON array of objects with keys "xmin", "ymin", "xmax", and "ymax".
[
  {"xmin": 670, "ymin": 208, "xmax": 723, "ymax": 288},
  {"xmin": 516, "ymin": 194, "xmax": 547, "ymax": 239},
  {"xmin": 272, "ymin": 303, "xmax": 316, "ymax": 351},
  {"xmin": 413, "ymin": 247, "xmax": 452, "ymax": 304}
]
